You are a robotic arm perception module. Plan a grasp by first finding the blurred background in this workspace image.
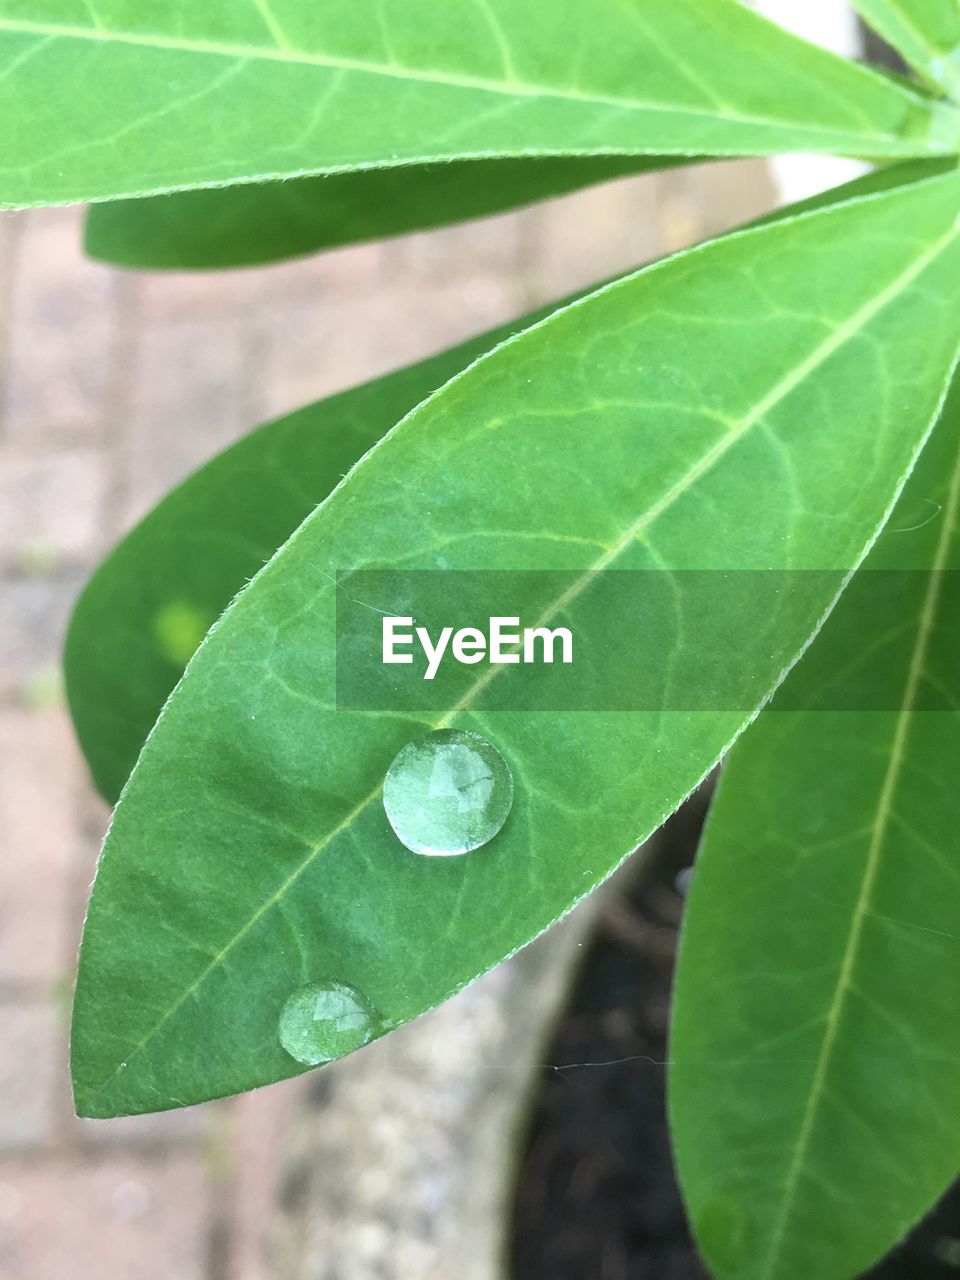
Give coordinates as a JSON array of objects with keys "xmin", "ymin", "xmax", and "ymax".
[{"xmin": 0, "ymin": 4, "xmax": 869, "ymax": 1278}]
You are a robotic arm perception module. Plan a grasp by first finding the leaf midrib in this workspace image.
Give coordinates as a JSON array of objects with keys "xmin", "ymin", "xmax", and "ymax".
[
  {"xmin": 856, "ymin": 0, "xmax": 960, "ymax": 100},
  {"xmin": 81, "ymin": 215, "xmax": 960, "ymax": 1109},
  {"xmin": 864, "ymin": 0, "xmax": 957, "ymax": 72},
  {"xmin": 0, "ymin": 15, "xmax": 920, "ymax": 146},
  {"xmin": 875, "ymin": 0, "xmax": 945, "ymax": 56},
  {"xmin": 759, "ymin": 371, "xmax": 960, "ymax": 1280}
]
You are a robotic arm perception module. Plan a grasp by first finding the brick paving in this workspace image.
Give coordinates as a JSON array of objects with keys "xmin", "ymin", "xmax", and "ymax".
[{"xmin": 0, "ymin": 160, "xmax": 772, "ymax": 1279}]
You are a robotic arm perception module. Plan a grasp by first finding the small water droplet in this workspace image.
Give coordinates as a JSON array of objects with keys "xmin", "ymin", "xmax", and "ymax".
[
  {"xmin": 383, "ymin": 728, "xmax": 513, "ymax": 856},
  {"xmin": 278, "ymin": 980, "xmax": 380, "ymax": 1066}
]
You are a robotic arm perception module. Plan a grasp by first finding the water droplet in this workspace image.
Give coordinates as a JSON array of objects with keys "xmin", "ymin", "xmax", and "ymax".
[
  {"xmin": 278, "ymin": 980, "xmax": 380, "ymax": 1066},
  {"xmin": 383, "ymin": 728, "xmax": 513, "ymax": 856}
]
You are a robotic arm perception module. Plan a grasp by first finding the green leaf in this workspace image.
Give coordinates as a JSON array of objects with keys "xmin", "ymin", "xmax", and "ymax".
[
  {"xmin": 854, "ymin": 0, "xmax": 960, "ymax": 99},
  {"xmin": 65, "ymin": 295, "xmax": 575, "ymax": 803},
  {"xmin": 66, "ymin": 159, "xmax": 956, "ymax": 807},
  {"xmin": 84, "ymin": 155, "xmax": 670, "ymax": 270},
  {"xmin": 670, "ymin": 385, "xmax": 960, "ymax": 1274},
  {"xmin": 2, "ymin": 0, "xmax": 957, "ymax": 209},
  {"xmin": 70, "ymin": 169, "xmax": 960, "ymax": 1117}
]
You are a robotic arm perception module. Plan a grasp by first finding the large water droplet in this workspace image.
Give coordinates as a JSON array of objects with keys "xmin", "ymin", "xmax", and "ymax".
[
  {"xmin": 278, "ymin": 980, "xmax": 380, "ymax": 1065},
  {"xmin": 383, "ymin": 728, "xmax": 513, "ymax": 856}
]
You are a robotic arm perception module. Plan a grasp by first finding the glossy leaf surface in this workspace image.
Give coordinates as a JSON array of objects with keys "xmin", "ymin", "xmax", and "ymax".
[
  {"xmin": 71, "ymin": 171, "xmax": 960, "ymax": 1117},
  {"xmin": 66, "ymin": 160, "xmax": 954, "ymax": 806},
  {"xmin": 671, "ymin": 385, "xmax": 960, "ymax": 1279},
  {"xmin": 854, "ymin": 0, "xmax": 960, "ymax": 98},
  {"xmin": 84, "ymin": 155, "xmax": 663, "ymax": 270},
  {"xmin": 1, "ymin": 0, "xmax": 958, "ymax": 208}
]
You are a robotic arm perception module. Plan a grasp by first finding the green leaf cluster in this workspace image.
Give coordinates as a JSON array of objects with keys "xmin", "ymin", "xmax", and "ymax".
[{"xmin": 3, "ymin": 2, "xmax": 959, "ymax": 1275}]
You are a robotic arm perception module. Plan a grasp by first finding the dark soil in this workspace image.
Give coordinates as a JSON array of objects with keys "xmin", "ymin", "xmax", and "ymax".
[{"xmin": 508, "ymin": 798, "xmax": 960, "ymax": 1280}]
